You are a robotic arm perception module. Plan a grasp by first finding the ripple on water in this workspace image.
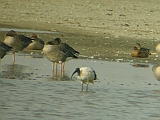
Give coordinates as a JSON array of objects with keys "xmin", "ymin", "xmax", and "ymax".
[{"xmin": 0, "ymin": 54, "xmax": 160, "ymax": 120}]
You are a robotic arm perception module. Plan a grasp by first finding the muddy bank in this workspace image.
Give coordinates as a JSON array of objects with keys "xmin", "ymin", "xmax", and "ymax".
[
  {"xmin": 0, "ymin": 29, "xmax": 158, "ymax": 63},
  {"xmin": 0, "ymin": 0, "xmax": 159, "ymax": 62}
]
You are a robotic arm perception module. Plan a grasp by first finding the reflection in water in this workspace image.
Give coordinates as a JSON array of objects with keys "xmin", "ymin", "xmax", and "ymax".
[
  {"xmin": 130, "ymin": 62, "xmax": 150, "ymax": 68},
  {"xmin": 0, "ymin": 27, "xmax": 59, "ymax": 34},
  {"xmin": 1, "ymin": 58, "xmax": 160, "ymax": 120},
  {"xmin": 51, "ymin": 66, "xmax": 71, "ymax": 81},
  {"xmin": 1, "ymin": 64, "xmax": 33, "ymax": 80},
  {"xmin": 51, "ymin": 75, "xmax": 71, "ymax": 81}
]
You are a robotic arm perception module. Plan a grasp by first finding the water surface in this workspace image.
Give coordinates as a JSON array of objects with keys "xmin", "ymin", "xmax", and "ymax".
[{"xmin": 0, "ymin": 53, "xmax": 160, "ymax": 120}]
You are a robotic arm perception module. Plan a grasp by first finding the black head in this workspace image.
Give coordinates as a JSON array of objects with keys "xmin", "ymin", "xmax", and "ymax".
[
  {"xmin": 134, "ymin": 43, "xmax": 141, "ymax": 50},
  {"xmin": 6, "ymin": 30, "xmax": 17, "ymax": 37},
  {"xmin": 71, "ymin": 68, "xmax": 80, "ymax": 79},
  {"xmin": 46, "ymin": 38, "xmax": 61, "ymax": 45},
  {"xmin": 54, "ymin": 38, "xmax": 61, "ymax": 44}
]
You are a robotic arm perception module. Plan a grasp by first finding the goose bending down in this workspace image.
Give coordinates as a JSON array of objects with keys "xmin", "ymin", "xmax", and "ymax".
[
  {"xmin": 71, "ymin": 67, "xmax": 97, "ymax": 91},
  {"xmin": 25, "ymin": 33, "xmax": 44, "ymax": 50},
  {"xmin": 131, "ymin": 43, "xmax": 151, "ymax": 58},
  {"xmin": 3, "ymin": 30, "xmax": 33, "ymax": 64},
  {"xmin": 0, "ymin": 41, "xmax": 12, "ymax": 59},
  {"xmin": 43, "ymin": 38, "xmax": 80, "ymax": 77}
]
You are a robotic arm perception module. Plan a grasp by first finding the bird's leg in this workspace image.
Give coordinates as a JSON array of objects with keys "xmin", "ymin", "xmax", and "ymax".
[
  {"xmin": 52, "ymin": 63, "xmax": 54, "ymax": 77},
  {"xmin": 52, "ymin": 63, "xmax": 58, "ymax": 78},
  {"xmin": 0, "ymin": 59, "xmax": 1, "ymax": 75},
  {"xmin": 55, "ymin": 63, "xmax": 57, "ymax": 76},
  {"xmin": 62, "ymin": 62, "xmax": 64, "ymax": 77},
  {"xmin": 60, "ymin": 62, "xmax": 64, "ymax": 77},
  {"xmin": 81, "ymin": 82, "xmax": 83, "ymax": 92},
  {"xmin": 86, "ymin": 84, "xmax": 88, "ymax": 91},
  {"xmin": 12, "ymin": 52, "xmax": 15, "ymax": 65}
]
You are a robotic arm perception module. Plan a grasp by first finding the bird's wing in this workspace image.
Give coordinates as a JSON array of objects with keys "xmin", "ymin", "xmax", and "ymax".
[
  {"xmin": 59, "ymin": 43, "xmax": 79, "ymax": 58},
  {"xmin": 90, "ymin": 67, "xmax": 97, "ymax": 80},
  {"xmin": 0, "ymin": 41, "xmax": 12, "ymax": 52},
  {"xmin": 16, "ymin": 35, "xmax": 33, "ymax": 50},
  {"xmin": 138, "ymin": 48, "xmax": 150, "ymax": 57}
]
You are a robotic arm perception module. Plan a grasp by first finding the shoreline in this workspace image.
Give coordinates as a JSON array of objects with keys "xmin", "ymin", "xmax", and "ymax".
[{"xmin": 0, "ymin": 0, "xmax": 159, "ymax": 63}]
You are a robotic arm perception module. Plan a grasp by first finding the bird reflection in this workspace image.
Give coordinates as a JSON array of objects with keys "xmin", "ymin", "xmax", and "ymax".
[
  {"xmin": 51, "ymin": 70, "xmax": 71, "ymax": 81},
  {"xmin": 130, "ymin": 63, "xmax": 149, "ymax": 68},
  {"xmin": 1, "ymin": 64, "xmax": 33, "ymax": 79}
]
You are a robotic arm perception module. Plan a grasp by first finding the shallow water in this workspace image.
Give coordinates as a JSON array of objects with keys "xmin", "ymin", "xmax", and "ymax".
[
  {"xmin": 0, "ymin": 27, "xmax": 59, "ymax": 34},
  {"xmin": 0, "ymin": 53, "xmax": 160, "ymax": 120}
]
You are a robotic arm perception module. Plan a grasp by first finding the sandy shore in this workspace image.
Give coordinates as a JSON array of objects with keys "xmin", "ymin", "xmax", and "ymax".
[{"xmin": 0, "ymin": 0, "xmax": 160, "ymax": 61}]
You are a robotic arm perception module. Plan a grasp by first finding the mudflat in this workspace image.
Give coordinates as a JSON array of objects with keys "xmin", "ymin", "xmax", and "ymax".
[{"xmin": 0, "ymin": 0, "xmax": 160, "ymax": 61}]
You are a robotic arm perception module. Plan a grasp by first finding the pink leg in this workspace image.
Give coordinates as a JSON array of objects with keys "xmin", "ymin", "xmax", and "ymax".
[
  {"xmin": 60, "ymin": 62, "xmax": 64, "ymax": 77},
  {"xmin": 12, "ymin": 52, "xmax": 15, "ymax": 65},
  {"xmin": 52, "ymin": 62, "xmax": 58, "ymax": 77},
  {"xmin": 55, "ymin": 63, "xmax": 57, "ymax": 76},
  {"xmin": 52, "ymin": 62, "xmax": 54, "ymax": 76}
]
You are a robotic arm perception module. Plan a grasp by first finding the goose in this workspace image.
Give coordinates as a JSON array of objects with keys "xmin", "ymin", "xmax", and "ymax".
[
  {"xmin": 4, "ymin": 30, "xmax": 33, "ymax": 64},
  {"xmin": 43, "ymin": 38, "xmax": 79, "ymax": 77},
  {"xmin": 25, "ymin": 33, "xmax": 44, "ymax": 50}
]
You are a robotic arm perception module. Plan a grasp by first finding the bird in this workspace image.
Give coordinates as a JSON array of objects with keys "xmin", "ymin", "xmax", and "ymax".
[
  {"xmin": 71, "ymin": 67, "xmax": 97, "ymax": 91},
  {"xmin": 131, "ymin": 43, "xmax": 151, "ymax": 58},
  {"xmin": 25, "ymin": 33, "xmax": 44, "ymax": 50},
  {"xmin": 42, "ymin": 38, "xmax": 80, "ymax": 77},
  {"xmin": 152, "ymin": 64, "xmax": 160, "ymax": 82},
  {"xmin": 0, "ymin": 41, "xmax": 12, "ymax": 59},
  {"xmin": 155, "ymin": 43, "xmax": 160, "ymax": 54},
  {"xmin": 3, "ymin": 30, "xmax": 33, "ymax": 64}
]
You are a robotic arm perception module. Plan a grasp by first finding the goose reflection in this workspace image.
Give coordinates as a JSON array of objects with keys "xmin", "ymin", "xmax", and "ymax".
[
  {"xmin": 1, "ymin": 64, "xmax": 33, "ymax": 79},
  {"xmin": 51, "ymin": 72, "xmax": 71, "ymax": 81}
]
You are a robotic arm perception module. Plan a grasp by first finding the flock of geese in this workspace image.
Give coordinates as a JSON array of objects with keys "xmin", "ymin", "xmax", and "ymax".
[
  {"xmin": 0, "ymin": 30, "xmax": 97, "ymax": 91},
  {"xmin": 0, "ymin": 30, "xmax": 160, "ymax": 91}
]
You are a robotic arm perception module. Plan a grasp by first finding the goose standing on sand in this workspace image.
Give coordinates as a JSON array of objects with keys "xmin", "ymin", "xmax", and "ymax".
[
  {"xmin": 152, "ymin": 64, "xmax": 160, "ymax": 82},
  {"xmin": 131, "ymin": 43, "xmax": 151, "ymax": 58},
  {"xmin": 71, "ymin": 67, "xmax": 97, "ymax": 91},
  {"xmin": 25, "ymin": 33, "xmax": 44, "ymax": 50},
  {"xmin": 43, "ymin": 38, "xmax": 80, "ymax": 77},
  {"xmin": 3, "ymin": 30, "xmax": 33, "ymax": 64},
  {"xmin": 0, "ymin": 41, "xmax": 12, "ymax": 60}
]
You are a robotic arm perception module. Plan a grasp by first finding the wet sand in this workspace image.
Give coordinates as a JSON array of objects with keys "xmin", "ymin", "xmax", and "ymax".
[{"xmin": 0, "ymin": 0, "xmax": 160, "ymax": 62}]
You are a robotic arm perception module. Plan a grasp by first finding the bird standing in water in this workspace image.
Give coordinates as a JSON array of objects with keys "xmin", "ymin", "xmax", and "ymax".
[
  {"xmin": 3, "ymin": 30, "xmax": 33, "ymax": 65},
  {"xmin": 131, "ymin": 43, "xmax": 151, "ymax": 58},
  {"xmin": 71, "ymin": 67, "xmax": 97, "ymax": 91},
  {"xmin": 43, "ymin": 38, "xmax": 79, "ymax": 77}
]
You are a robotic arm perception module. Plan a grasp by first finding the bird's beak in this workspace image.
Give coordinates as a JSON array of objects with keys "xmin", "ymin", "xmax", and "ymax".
[
  {"xmin": 71, "ymin": 68, "xmax": 80, "ymax": 79},
  {"xmin": 71, "ymin": 71, "xmax": 77, "ymax": 79}
]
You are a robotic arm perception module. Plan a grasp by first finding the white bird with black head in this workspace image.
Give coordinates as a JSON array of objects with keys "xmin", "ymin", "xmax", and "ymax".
[{"xmin": 71, "ymin": 67, "xmax": 97, "ymax": 91}]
